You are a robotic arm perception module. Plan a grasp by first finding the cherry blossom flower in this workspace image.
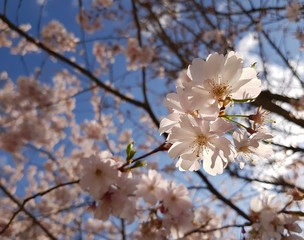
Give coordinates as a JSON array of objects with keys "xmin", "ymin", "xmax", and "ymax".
[
  {"xmin": 167, "ymin": 116, "xmax": 236, "ymax": 174},
  {"xmin": 176, "ymin": 69, "xmax": 192, "ymax": 89},
  {"xmin": 136, "ymin": 219, "xmax": 167, "ymax": 240},
  {"xmin": 249, "ymin": 194, "xmax": 303, "ymax": 240},
  {"xmin": 188, "ymin": 52, "xmax": 261, "ymax": 104},
  {"xmin": 94, "ymin": 172, "xmax": 137, "ymax": 223},
  {"xmin": 125, "ymin": 38, "xmax": 154, "ymax": 71},
  {"xmin": 286, "ymin": 1, "xmax": 302, "ymax": 22},
  {"xmin": 248, "ymin": 105, "xmax": 272, "ymax": 130},
  {"xmin": 0, "ymin": 19, "xmax": 18, "ymax": 47},
  {"xmin": 41, "ymin": 20, "xmax": 78, "ymax": 52},
  {"xmin": 78, "ymin": 152, "xmax": 119, "ymax": 199},
  {"xmin": 136, "ymin": 170, "xmax": 167, "ymax": 205},
  {"xmin": 77, "ymin": 9, "xmax": 102, "ymax": 33},
  {"xmin": 162, "ymin": 209, "xmax": 194, "ymax": 239},
  {"xmin": 159, "ymin": 87, "xmax": 218, "ymax": 134},
  {"xmin": 93, "ymin": 0, "xmax": 113, "ymax": 8},
  {"xmin": 233, "ymin": 129, "xmax": 273, "ymax": 166},
  {"xmin": 93, "ymin": 42, "xmax": 119, "ymax": 71},
  {"xmin": 160, "ymin": 181, "xmax": 193, "ymax": 217},
  {"xmin": 11, "ymin": 38, "xmax": 40, "ymax": 55},
  {"xmin": 203, "ymin": 29, "xmax": 225, "ymax": 44},
  {"xmin": 186, "ymin": 209, "xmax": 226, "ymax": 240},
  {"xmin": 82, "ymin": 120, "xmax": 105, "ymax": 140}
]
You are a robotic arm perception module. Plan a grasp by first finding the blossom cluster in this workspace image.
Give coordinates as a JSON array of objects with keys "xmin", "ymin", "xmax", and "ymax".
[
  {"xmin": 41, "ymin": 20, "xmax": 78, "ymax": 53},
  {"xmin": 77, "ymin": 9, "xmax": 103, "ymax": 34},
  {"xmin": 0, "ymin": 20, "xmax": 38, "ymax": 55},
  {"xmin": 93, "ymin": 42, "xmax": 122, "ymax": 72},
  {"xmin": 160, "ymin": 52, "xmax": 273, "ymax": 175},
  {"xmin": 0, "ymin": 19, "xmax": 18, "ymax": 47},
  {"xmin": 91, "ymin": 38, "xmax": 153, "ymax": 73},
  {"xmin": 78, "ymin": 152, "xmax": 213, "ymax": 239},
  {"xmin": 286, "ymin": 1, "xmax": 303, "ymax": 22},
  {"xmin": 0, "ymin": 71, "xmax": 80, "ymax": 155},
  {"xmin": 249, "ymin": 194, "xmax": 303, "ymax": 239},
  {"xmin": 125, "ymin": 38, "xmax": 154, "ymax": 71}
]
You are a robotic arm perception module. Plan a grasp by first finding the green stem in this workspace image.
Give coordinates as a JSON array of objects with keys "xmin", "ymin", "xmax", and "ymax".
[
  {"xmin": 221, "ymin": 114, "xmax": 249, "ymax": 118},
  {"xmin": 232, "ymin": 98, "xmax": 255, "ymax": 103},
  {"xmin": 221, "ymin": 116, "xmax": 248, "ymax": 129}
]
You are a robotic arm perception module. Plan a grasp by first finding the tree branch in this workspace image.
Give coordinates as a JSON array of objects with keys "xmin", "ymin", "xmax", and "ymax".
[
  {"xmin": 0, "ymin": 183, "xmax": 60, "ymax": 239},
  {"xmin": 0, "ymin": 180, "xmax": 79, "ymax": 236},
  {"xmin": 195, "ymin": 170, "xmax": 252, "ymax": 222},
  {"xmin": 0, "ymin": 14, "xmax": 146, "ymax": 109}
]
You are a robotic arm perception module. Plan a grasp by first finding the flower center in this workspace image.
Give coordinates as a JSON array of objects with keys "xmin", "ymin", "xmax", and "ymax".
[
  {"xmin": 238, "ymin": 146, "xmax": 251, "ymax": 154},
  {"xmin": 187, "ymin": 109, "xmax": 200, "ymax": 118},
  {"xmin": 208, "ymin": 78, "xmax": 231, "ymax": 101},
  {"xmin": 194, "ymin": 135, "xmax": 209, "ymax": 157},
  {"xmin": 212, "ymin": 84, "xmax": 230, "ymax": 100},
  {"xmin": 95, "ymin": 169, "xmax": 102, "ymax": 176}
]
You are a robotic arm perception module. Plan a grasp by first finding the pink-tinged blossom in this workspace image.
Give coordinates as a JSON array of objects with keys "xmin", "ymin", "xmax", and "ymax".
[
  {"xmin": 286, "ymin": 1, "xmax": 302, "ymax": 22},
  {"xmin": 203, "ymin": 29, "xmax": 225, "ymax": 44},
  {"xmin": 125, "ymin": 38, "xmax": 154, "ymax": 71},
  {"xmin": 93, "ymin": 0, "xmax": 113, "ymax": 8},
  {"xmin": 0, "ymin": 20, "xmax": 16, "ymax": 47},
  {"xmin": 188, "ymin": 52, "xmax": 261, "ymax": 102},
  {"xmin": 160, "ymin": 181, "xmax": 193, "ymax": 217},
  {"xmin": 187, "ymin": 209, "xmax": 225, "ymax": 239},
  {"xmin": 249, "ymin": 106, "xmax": 271, "ymax": 130},
  {"xmin": 176, "ymin": 69, "xmax": 192, "ymax": 89},
  {"xmin": 17, "ymin": 76, "xmax": 53, "ymax": 107},
  {"xmin": 249, "ymin": 194, "xmax": 303, "ymax": 240},
  {"xmin": 160, "ymin": 88, "xmax": 198, "ymax": 134},
  {"xmin": 93, "ymin": 43, "xmax": 118, "ymax": 71},
  {"xmin": 82, "ymin": 120, "xmax": 105, "ymax": 140},
  {"xmin": 78, "ymin": 152, "xmax": 119, "ymax": 199},
  {"xmin": 159, "ymin": 87, "xmax": 219, "ymax": 135},
  {"xmin": 162, "ymin": 209, "xmax": 194, "ymax": 239},
  {"xmin": 93, "ymin": 43, "xmax": 109, "ymax": 71},
  {"xmin": 77, "ymin": 9, "xmax": 102, "ymax": 33},
  {"xmin": 94, "ymin": 173, "xmax": 137, "ymax": 223},
  {"xmin": 233, "ymin": 129, "xmax": 273, "ymax": 166},
  {"xmin": 136, "ymin": 170, "xmax": 167, "ymax": 205},
  {"xmin": 11, "ymin": 38, "xmax": 40, "ymax": 55},
  {"xmin": 84, "ymin": 218, "xmax": 106, "ymax": 234},
  {"xmin": 136, "ymin": 219, "xmax": 167, "ymax": 240},
  {"xmin": 41, "ymin": 20, "xmax": 78, "ymax": 52},
  {"xmin": 167, "ymin": 116, "xmax": 236, "ymax": 175}
]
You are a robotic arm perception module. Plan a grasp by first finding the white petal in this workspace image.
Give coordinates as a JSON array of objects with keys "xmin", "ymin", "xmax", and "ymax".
[
  {"xmin": 210, "ymin": 137, "xmax": 236, "ymax": 159},
  {"xmin": 202, "ymin": 150, "xmax": 224, "ymax": 176},
  {"xmin": 164, "ymin": 92, "xmax": 182, "ymax": 111},
  {"xmin": 187, "ymin": 58, "xmax": 206, "ymax": 82},
  {"xmin": 159, "ymin": 113, "xmax": 180, "ymax": 134},
  {"xmin": 240, "ymin": 67, "xmax": 257, "ymax": 80},
  {"xmin": 231, "ymin": 78, "xmax": 262, "ymax": 99},
  {"xmin": 222, "ymin": 55, "xmax": 243, "ymax": 85},
  {"xmin": 168, "ymin": 141, "xmax": 192, "ymax": 158},
  {"xmin": 179, "ymin": 152, "xmax": 201, "ymax": 171},
  {"xmin": 250, "ymin": 197, "xmax": 262, "ymax": 212},
  {"xmin": 210, "ymin": 118, "xmax": 234, "ymax": 134}
]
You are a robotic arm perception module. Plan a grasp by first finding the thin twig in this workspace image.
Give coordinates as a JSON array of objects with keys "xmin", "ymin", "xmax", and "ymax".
[
  {"xmin": 0, "ymin": 183, "xmax": 61, "ymax": 239},
  {"xmin": 195, "ymin": 170, "xmax": 252, "ymax": 222},
  {"xmin": 0, "ymin": 180, "xmax": 79, "ymax": 236},
  {"xmin": 0, "ymin": 14, "xmax": 145, "ymax": 109}
]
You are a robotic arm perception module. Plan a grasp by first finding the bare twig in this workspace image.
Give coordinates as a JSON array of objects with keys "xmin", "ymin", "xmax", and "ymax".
[
  {"xmin": 195, "ymin": 170, "xmax": 252, "ymax": 222},
  {"xmin": 0, "ymin": 183, "xmax": 62, "ymax": 239},
  {"xmin": 0, "ymin": 180, "xmax": 79, "ymax": 236}
]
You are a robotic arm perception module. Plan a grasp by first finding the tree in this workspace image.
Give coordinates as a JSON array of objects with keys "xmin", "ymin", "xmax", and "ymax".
[{"xmin": 0, "ymin": 0, "xmax": 304, "ymax": 239}]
